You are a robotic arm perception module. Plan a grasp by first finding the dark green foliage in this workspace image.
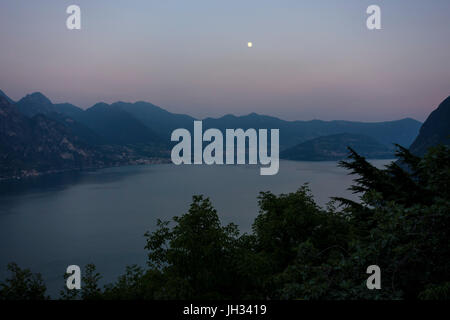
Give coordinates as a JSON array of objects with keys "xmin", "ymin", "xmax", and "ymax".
[
  {"xmin": 332, "ymin": 145, "xmax": 450, "ymax": 299},
  {"xmin": 102, "ymin": 265, "xmax": 161, "ymax": 300},
  {"xmin": 251, "ymin": 186, "xmax": 351, "ymax": 298},
  {"xmin": 80, "ymin": 264, "xmax": 103, "ymax": 300},
  {"xmin": 0, "ymin": 263, "xmax": 48, "ymax": 300},
  {"xmin": 60, "ymin": 271, "xmax": 79, "ymax": 301},
  {"xmin": 59, "ymin": 264, "xmax": 103, "ymax": 300},
  {"xmin": 143, "ymin": 196, "xmax": 243, "ymax": 299},
  {"xmin": 1, "ymin": 145, "xmax": 449, "ymax": 300},
  {"xmin": 419, "ymin": 282, "xmax": 450, "ymax": 300}
]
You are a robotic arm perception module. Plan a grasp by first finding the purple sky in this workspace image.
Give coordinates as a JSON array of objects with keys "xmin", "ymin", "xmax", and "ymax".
[{"xmin": 0, "ymin": 0, "xmax": 449, "ymax": 122}]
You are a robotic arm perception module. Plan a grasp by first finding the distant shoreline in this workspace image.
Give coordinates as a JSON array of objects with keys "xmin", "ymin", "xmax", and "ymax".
[
  {"xmin": 0, "ymin": 157, "xmax": 172, "ymax": 182},
  {"xmin": 0, "ymin": 157, "xmax": 398, "ymax": 182}
]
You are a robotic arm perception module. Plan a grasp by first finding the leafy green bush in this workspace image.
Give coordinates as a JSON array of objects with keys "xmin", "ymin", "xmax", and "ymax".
[{"xmin": 1, "ymin": 145, "xmax": 448, "ymax": 300}]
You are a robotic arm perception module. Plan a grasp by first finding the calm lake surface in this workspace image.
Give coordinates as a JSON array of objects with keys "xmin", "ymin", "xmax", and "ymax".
[{"xmin": 0, "ymin": 160, "xmax": 392, "ymax": 296}]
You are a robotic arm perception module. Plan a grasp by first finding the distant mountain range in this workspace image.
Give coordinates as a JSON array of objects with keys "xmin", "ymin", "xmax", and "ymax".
[
  {"xmin": 201, "ymin": 114, "xmax": 421, "ymax": 151},
  {"xmin": 0, "ymin": 89, "xmax": 433, "ymax": 178},
  {"xmin": 15, "ymin": 93, "xmax": 164, "ymax": 147},
  {"xmin": 0, "ymin": 94, "xmax": 168, "ymax": 179},
  {"xmin": 11, "ymin": 91, "xmax": 421, "ymax": 148},
  {"xmin": 281, "ymin": 96, "xmax": 450, "ymax": 161},
  {"xmin": 0, "ymin": 95, "xmax": 101, "ymax": 179},
  {"xmin": 281, "ymin": 133, "xmax": 394, "ymax": 161}
]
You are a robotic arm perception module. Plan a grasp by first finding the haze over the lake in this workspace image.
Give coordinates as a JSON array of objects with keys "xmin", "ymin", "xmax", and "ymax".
[{"xmin": 0, "ymin": 0, "xmax": 449, "ymax": 122}]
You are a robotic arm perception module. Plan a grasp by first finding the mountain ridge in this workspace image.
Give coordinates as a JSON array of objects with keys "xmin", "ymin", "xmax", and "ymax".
[
  {"xmin": 14, "ymin": 92, "xmax": 165, "ymax": 147},
  {"xmin": 8, "ymin": 90, "xmax": 423, "ymax": 149},
  {"xmin": 0, "ymin": 89, "xmax": 430, "ymax": 179},
  {"xmin": 409, "ymin": 96, "xmax": 450, "ymax": 156},
  {"xmin": 280, "ymin": 133, "xmax": 394, "ymax": 161},
  {"xmin": 0, "ymin": 95, "xmax": 105, "ymax": 179},
  {"xmin": 0, "ymin": 90, "xmax": 14, "ymax": 104}
]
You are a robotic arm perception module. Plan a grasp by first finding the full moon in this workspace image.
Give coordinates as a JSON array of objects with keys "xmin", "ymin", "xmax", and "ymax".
[{"xmin": 247, "ymin": 42, "xmax": 253, "ymax": 48}]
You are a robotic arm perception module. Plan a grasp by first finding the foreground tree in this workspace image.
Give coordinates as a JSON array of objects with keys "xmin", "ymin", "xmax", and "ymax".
[
  {"xmin": 335, "ymin": 145, "xmax": 450, "ymax": 299},
  {"xmin": 1, "ymin": 145, "xmax": 448, "ymax": 300},
  {"xmin": 0, "ymin": 263, "xmax": 48, "ymax": 300},
  {"xmin": 143, "ymin": 195, "xmax": 243, "ymax": 299}
]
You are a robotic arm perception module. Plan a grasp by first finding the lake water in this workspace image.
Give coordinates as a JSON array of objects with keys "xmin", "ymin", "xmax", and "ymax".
[{"xmin": 0, "ymin": 160, "xmax": 392, "ymax": 297}]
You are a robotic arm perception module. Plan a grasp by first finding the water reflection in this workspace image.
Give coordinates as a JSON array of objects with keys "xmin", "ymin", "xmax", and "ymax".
[{"xmin": 0, "ymin": 160, "xmax": 394, "ymax": 297}]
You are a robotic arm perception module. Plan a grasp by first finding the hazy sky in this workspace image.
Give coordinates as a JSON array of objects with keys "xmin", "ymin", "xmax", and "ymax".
[{"xmin": 0, "ymin": 0, "xmax": 449, "ymax": 121}]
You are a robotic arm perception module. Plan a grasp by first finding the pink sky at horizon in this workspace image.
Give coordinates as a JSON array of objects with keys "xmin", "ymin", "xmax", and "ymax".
[{"xmin": 1, "ymin": 0, "xmax": 449, "ymax": 122}]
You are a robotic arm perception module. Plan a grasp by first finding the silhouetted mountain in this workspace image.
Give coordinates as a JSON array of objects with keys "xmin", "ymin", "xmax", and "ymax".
[
  {"xmin": 52, "ymin": 103, "xmax": 84, "ymax": 118},
  {"xmin": 14, "ymin": 93, "xmax": 164, "ymax": 148},
  {"xmin": 0, "ymin": 90, "xmax": 14, "ymax": 104},
  {"xmin": 15, "ymin": 93, "xmax": 107, "ymax": 145},
  {"xmin": 15, "ymin": 92, "xmax": 54, "ymax": 116},
  {"xmin": 1, "ymin": 91, "xmax": 171, "ymax": 179},
  {"xmin": 6, "ymin": 89, "xmax": 424, "ymax": 167},
  {"xmin": 0, "ymin": 96, "xmax": 108, "ymax": 179},
  {"xmin": 203, "ymin": 113, "xmax": 421, "ymax": 150},
  {"xmin": 70, "ymin": 103, "xmax": 163, "ymax": 146},
  {"xmin": 13, "ymin": 90, "xmax": 421, "ymax": 150},
  {"xmin": 280, "ymin": 133, "xmax": 394, "ymax": 161},
  {"xmin": 409, "ymin": 96, "xmax": 450, "ymax": 156},
  {"xmin": 112, "ymin": 101, "xmax": 195, "ymax": 140},
  {"xmin": 15, "ymin": 92, "xmax": 84, "ymax": 118},
  {"xmin": 45, "ymin": 112, "xmax": 107, "ymax": 146}
]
